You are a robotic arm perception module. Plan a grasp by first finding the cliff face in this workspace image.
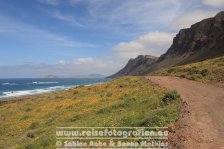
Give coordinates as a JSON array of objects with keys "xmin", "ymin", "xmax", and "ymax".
[
  {"xmin": 159, "ymin": 11, "xmax": 224, "ymax": 64},
  {"xmin": 110, "ymin": 11, "xmax": 224, "ymax": 77},
  {"xmin": 109, "ymin": 55, "xmax": 158, "ymax": 78}
]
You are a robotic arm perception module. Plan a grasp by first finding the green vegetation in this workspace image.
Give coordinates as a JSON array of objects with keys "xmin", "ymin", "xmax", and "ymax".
[
  {"xmin": 162, "ymin": 91, "xmax": 180, "ymax": 105},
  {"xmin": 0, "ymin": 76, "xmax": 181, "ymax": 148},
  {"xmin": 28, "ymin": 122, "xmax": 39, "ymax": 129},
  {"xmin": 152, "ymin": 56, "xmax": 224, "ymax": 87}
]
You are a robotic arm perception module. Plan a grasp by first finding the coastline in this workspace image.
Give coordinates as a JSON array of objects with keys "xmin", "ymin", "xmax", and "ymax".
[
  {"xmin": 0, "ymin": 77, "xmax": 110, "ymax": 98},
  {"xmin": 0, "ymin": 76, "xmax": 182, "ymax": 148},
  {"xmin": 0, "ymin": 81, "xmax": 107, "ymax": 105}
]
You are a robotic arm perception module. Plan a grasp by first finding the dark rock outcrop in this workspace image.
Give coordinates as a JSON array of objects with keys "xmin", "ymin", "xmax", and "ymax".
[
  {"xmin": 159, "ymin": 11, "xmax": 224, "ymax": 64},
  {"xmin": 109, "ymin": 55, "xmax": 158, "ymax": 78}
]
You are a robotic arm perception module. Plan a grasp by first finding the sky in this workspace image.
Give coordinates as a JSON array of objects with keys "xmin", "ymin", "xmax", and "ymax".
[{"xmin": 0, "ymin": 0, "xmax": 223, "ymax": 78}]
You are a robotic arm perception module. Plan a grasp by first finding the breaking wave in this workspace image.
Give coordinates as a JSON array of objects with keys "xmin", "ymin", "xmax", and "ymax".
[
  {"xmin": 1, "ymin": 82, "xmax": 59, "ymax": 86},
  {"xmin": 0, "ymin": 85, "xmax": 75, "ymax": 98}
]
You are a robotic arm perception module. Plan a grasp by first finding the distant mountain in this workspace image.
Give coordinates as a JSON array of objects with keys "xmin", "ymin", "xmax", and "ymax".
[
  {"xmin": 87, "ymin": 74, "xmax": 105, "ymax": 78},
  {"xmin": 44, "ymin": 74, "xmax": 59, "ymax": 78},
  {"xmin": 110, "ymin": 11, "xmax": 224, "ymax": 77},
  {"xmin": 109, "ymin": 55, "xmax": 158, "ymax": 78},
  {"xmin": 71, "ymin": 74, "xmax": 105, "ymax": 78}
]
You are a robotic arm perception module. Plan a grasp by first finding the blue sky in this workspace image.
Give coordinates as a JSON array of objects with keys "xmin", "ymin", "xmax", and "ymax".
[{"xmin": 0, "ymin": 0, "xmax": 223, "ymax": 78}]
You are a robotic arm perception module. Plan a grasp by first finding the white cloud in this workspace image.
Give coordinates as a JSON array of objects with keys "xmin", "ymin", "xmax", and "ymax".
[
  {"xmin": 51, "ymin": 57, "xmax": 123, "ymax": 76},
  {"xmin": 0, "ymin": 14, "xmax": 93, "ymax": 48},
  {"xmin": 85, "ymin": 0, "xmax": 181, "ymax": 31},
  {"xmin": 74, "ymin": 57, "xmax": 94, "ymax": 64},
  {"xmin": 61, "ymin": 1, "xmax": 173, "ymax": 33},
  {"xmin": 202, "ymin": 0, "xmax": 224, "ymax": 7},
  {"xmin": 1, "ymin": 0, "xmax": 223, "ymax": 77},
  {"xmin": 58, "ymin": 58, "xmax": 96, "ymax": 67},
  {"xmin": 113, "ymin": 32, "xmax": 174, "ymax": 59},
  {"xmin": 0, "ymin": 56, "xmax": 124, "ymax": 78},
  {"xmin": 51, "ymin": 11, "xmax": 84, "ymax": 27},
  {"xmin": 170, "ymin": 10, "xmax": 218, "ymax": 29},
  {"xmin": 58, "ymin": 57, "xmax": 118, "ymax": 69},
  {"xmin": 58, "ymin": 60, "xmax": 66, "ymax": 65}
]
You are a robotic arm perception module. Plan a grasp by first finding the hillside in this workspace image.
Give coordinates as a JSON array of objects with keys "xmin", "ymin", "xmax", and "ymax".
[
  {"xmin": 151, "ymin": 56, "xmax": 224, "ymax": 87},
  {"xmin": 0, "ymin": 77, "xmax": 181, "ymax": 148},
  {"xmin": 109, "ymin": 55, "xmax": 158, "ymax": 78},
  {"xmin": 110, "ymin": 11, "xmax": 224, "ymax": 77}
]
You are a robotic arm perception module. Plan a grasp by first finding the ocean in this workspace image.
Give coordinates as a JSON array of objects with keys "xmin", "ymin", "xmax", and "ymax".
[{"xmin": 0, "ymin": 78, "xmax": 109, "ymax": 99}]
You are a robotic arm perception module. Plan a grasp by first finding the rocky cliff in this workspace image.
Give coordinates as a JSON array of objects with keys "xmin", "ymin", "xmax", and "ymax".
[
  {"xmin": 109, "ymin": 55, "xmax": 158, "ymax": 78},
  {"xmin": 110, "ymin": 11, "xmax": 224, "ymax": 77},
  {"xmin": 159, "ymin": 11, "xmax": 224, "ymax": 64}
]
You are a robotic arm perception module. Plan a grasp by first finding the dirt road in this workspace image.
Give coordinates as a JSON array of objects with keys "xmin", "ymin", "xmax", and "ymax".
[{"xmin": 147, "ymin": 76, "xmax": 224, "ymax": 149}]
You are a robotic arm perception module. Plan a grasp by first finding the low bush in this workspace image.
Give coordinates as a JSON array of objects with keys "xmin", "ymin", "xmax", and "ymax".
[
  {"xmin": 24, "ymin": 107, "xmax": 32, "ymax": 112},
  {"xmin": 106, "ymin": 92, "xmax": 113, "ymax": 97},
  {"xmin": 70, "ymin": 114, "xmax": 81, "ymax": 122},
  {"xmin": 26, "ymin": 131, "xmax": 35, "ymax": 138},
  {"xmin": 189, "ymin": 75, "xmax": 196, "ymax": 80},
  {"xmin": 111, "ymin": 102, "xmax": 129, "ymax": 109},
  {"xmin": 73, "ymin": 90, "xmax": 78, "ymax": 95},
  {"xmin": 140, "ymin": 99, "xmax": 150, "ymax": 104},
  {"xmin": 162, "ymin": 91, "xmax": 180, "ymax": 105},
  {"xmin": 119, "ymin": 93, "xmax": 130, "ymax": 100},
  {"xmin": 97, "ymin": 108, "xmax": 111, "ymax": 114},
  {"xmin": 39, "ymin": 136, "xmax": 51, "ymax": 147},
  {"xmin": 28, "ymin": 122, "xmax": 39, "ymax": 129},
  {"xmin": 167, "ymin": 68, "xmax": 175, "ymax": 73},
  {"xmin": 200, "ymin": 69, "xmax": 208, "ymax": 76},
  {"xmin": 20, "ymin": 115, "xmax": 30, "ymax": 121},
  {"xmin": 25, "ymin": 144, "xmax": 33, "ymax": 149},
  {"xmin": 55, "ymin": 95, "xmax": 64, "ymax": 99},
  {"xmin": 179, "ymin": 74, "xmax": 186, "ymax": 78},
  {"xmin": 188, "ymin": 66, "xmax": 201, "ymax": 75}
]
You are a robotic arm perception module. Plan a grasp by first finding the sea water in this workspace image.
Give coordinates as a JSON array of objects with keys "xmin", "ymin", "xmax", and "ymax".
[{"xmin": 0, "ymin": 78, "xmax": 109, "ymax": 99}]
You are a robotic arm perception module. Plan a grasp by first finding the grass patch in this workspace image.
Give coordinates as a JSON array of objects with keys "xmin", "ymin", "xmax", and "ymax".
[
  {"xmin": 38, "ymin": 136, "xmax": 51, "ymax": 148},
  {"xmin": 20, "ymin": 115, "xmax": 30, "ymax": 121},
  {"xmin": 106, "ymin": 92, "xmax": 113, "ymax": 97},
  {"xmin": 28, "ymin": 122, "xmax": 39, "ymax": 129},
  {"xmin": 70, "ymin": 114, "xmax": 81, "ymax": 122},
  {"xmin": 0, "ymin": 76, "xmax": 181, "ymax": 148},
  {"xmin": 24, "ymin": 107, "xmax": 32, "ymax": 112},
  {"xmin": 152, "ymin": 56, "xmax": 224, "ymax": 86}
]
